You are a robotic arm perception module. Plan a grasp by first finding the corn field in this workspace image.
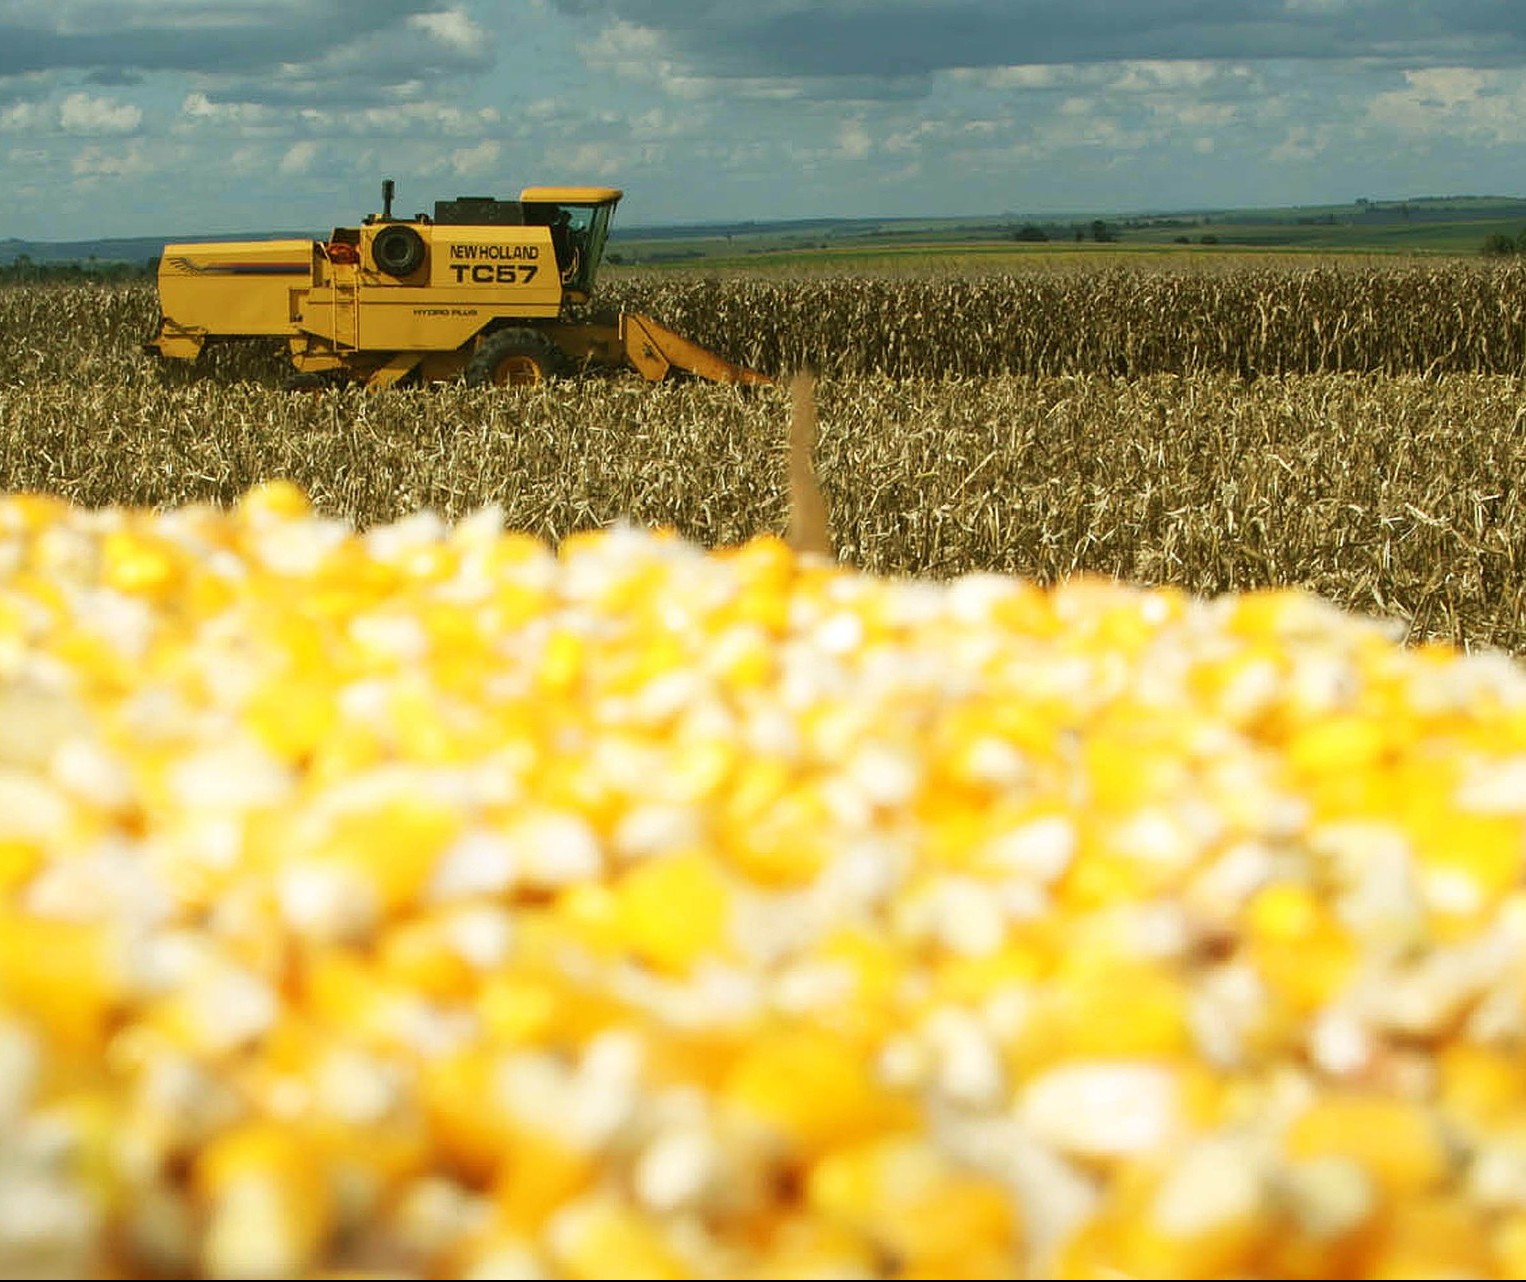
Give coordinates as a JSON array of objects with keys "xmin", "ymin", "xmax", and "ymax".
[
  {"xmin": 599, "ymin": 264, "xmax": 1526, "ymax": 379},
  {"xmin": 10, "ymin": 265, "xmax": 1526, "ymax": 385},
  {"xmin": 2, "ymin": 272, "xmax": 1526, "ymax": 653},
  {"xmin": 11, "ymin": 273, "xmax": 1526, "ymax": 1280}
]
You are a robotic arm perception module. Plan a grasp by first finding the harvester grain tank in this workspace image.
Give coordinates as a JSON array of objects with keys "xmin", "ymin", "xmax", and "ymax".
[{"xmin": 144, "ymin": 180, "xmax": 770, "ymax": 389}]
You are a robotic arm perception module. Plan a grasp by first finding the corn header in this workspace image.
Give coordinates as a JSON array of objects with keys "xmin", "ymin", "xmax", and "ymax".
[{"xmin": 144, "ymin": 180, "xmax": 770, "ymax": 389}]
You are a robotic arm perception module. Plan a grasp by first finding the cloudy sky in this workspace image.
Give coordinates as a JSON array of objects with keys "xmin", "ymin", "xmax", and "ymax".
[{"xmin": 4, "ymin": 0, "xmax": 1526, "ymax": 241}]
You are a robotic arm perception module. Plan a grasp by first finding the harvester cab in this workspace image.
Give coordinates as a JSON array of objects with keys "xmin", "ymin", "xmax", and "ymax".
[{"xmin": 144, "ymin": 179, "xmax": 769, "ymax": 390}]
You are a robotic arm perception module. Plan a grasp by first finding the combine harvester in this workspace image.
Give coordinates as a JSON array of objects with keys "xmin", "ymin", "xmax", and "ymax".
[{"xmin": 144, "ymin": 180, "xmax": 770, "ymax": 389}]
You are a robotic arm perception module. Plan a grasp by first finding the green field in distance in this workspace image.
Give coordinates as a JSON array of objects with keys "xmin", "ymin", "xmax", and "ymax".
[{"xmin": 606, "ymin": 194, "xmax": 1526, "ymax": 271}]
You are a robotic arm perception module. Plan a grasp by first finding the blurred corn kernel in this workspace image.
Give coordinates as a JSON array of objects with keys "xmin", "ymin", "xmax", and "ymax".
[{"xmin": 4, "ymin": 487, "xmax": 1526, "ymax": 1278}]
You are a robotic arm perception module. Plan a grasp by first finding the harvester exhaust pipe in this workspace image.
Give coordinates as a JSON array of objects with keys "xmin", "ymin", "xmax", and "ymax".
[{"xmin": 381, "ymin": 178, "xmax": 395, "ymax": 221}]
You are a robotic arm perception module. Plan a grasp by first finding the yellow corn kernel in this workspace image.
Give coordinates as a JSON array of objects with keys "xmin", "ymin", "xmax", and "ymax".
[
  {"xmin": 1437, "ymin": 1043, "xmax": 1526, "ymax": 1131},
  {"xmin": 548, "ymin": 1194, "xmax": 689, "ymax": 1280},
  {"xmin": 746, "ymin": 1214, "xmax": 878, "ymax": 1281},
  {"xmin": 1065, "ymin": 1205, "xmax": 1264, "ymax": 1282},
  {"xmin": 1491, "ymin": 1212, "xmax": 1526, "ymax": 1277},
  {"xmin": 0, "ymin": 912, "xmax": 122, "ymax": 1051},
  {"xmin": 556, "ymin": 881, "xmax": 624, "ymax": 957},
  {"xmin": 708, "ymin": 624, "xmax": 776, "ymax": 689},
  {"xmin": 721, "ymin": 771, "xmax": 832, "ymax": 887},
  {"xmin": 1060, "ymin": 849, "xmax": 1152, "ymax": 910},
  {"xmin": 1286, "ymin": 714, "xmax": 1389, "ymax": 778},
  {"xmin": 1284, "ymin": 1095, "xmax": 1450, "ymax": 1196},
  {"xmin": 494, "ymin": 1129, "xmax": 600, "ymax": 1234},
  {"xmin": 1044, "ymin": 963, "xmax": 1193, "ymax": 1060},
  {"xmin": 320, "ymin": 796, "xmax": 463, "ymax": 915},
  {"xmin": 1244, "ymin": 883, "xmax": 1356, "ymax": 1013},
  {"xmin": 101, "ymin": 528, "xmax": 182, "ymax": 599},
  {"xmin": 661, "ymin": 736, "xmax": 737, "ymax": 805},
  {"xmin": 616, "ymin": 850, "xmax": 733, "ymax": 975},
  {"xmin": 0, "ymin": 837, "xmax": 41, "ymax": 895},
  {"xmin": 195, "ymin": 1122, "xmax": 332, "ymax": 1279},
  {"xmin": 1362, "ymin": 1195, "xmax": 1493, "ymax": 1280},
  {"xmin": 723, "ymin": 1029, "xmax": 912, "ymax": 1157},
  {"xmin": 1245, "ymin": 881, "xmax": 1322, "ymax": 941},
  {"xmin": 478, "ymin": 973, "xmax": 560, "ymax": 1046},
  {"xmin": 537, "ymin": 627, "xmax": 585, "ymax": 694},
  {"xmin": 817, "ymin": 927, "xmax": 909, "ymax": 1043},
  {"xmin": 237, "ymin": 479, "xmax": 312, "ymax": 521},
  {"xmin": 417, "ymin": 1051, "xmax": 514, "ymax": 1185},
  {"xmin": 375, "ymin": 919, "xmax": 476, "ymax": 1002},
  {"xmin": 807, "ymin": 1135, "xmax": 1020, "ymax": 1275},
  {"xmin": 243, "ymin": 676, "xmax": 338, "ymax": 763},
  {"xmin": 1416, "ymin": 811, "xmax": 1524, "ymax": 920}
]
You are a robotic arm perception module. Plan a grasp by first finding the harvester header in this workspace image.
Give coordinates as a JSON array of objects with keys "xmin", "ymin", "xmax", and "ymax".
[{"xmin": 143, "ymin": 180, "xmax": 770, "ymax": 390}]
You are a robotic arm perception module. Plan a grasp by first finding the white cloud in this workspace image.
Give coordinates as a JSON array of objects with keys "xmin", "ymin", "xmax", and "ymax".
[
  {"xmin": 0, "ymin": 102, "xmax": 49, "ymax": 131},
  {"xmin": 883, "ymin": 119, "xmax": 947, "ymax": 155},
  {"xmin": 581, "ymin": 18, "xmax": 664, "ymax": 69},
  {"xmin": 629, "ymin": 107, "xmax": 686, "ymax": 139},
  {"xmin": 410, "ymin": 7, "xmax": 485, "ymax": 55},
  {"xmin": 547, "ymin": 0, "xmax": 1526, "ymax": 81},
  {"xmin": 278, "ymin": 139, "xmax": 319, "ymax": 173},
  {"xmin": 948, "ymin": 60, "xmax": 1252, "ymax": 100},
  {"xmin": 59, "ymin": 92, "xmax": 141, "ymax": 134},
  {"xmin": 1400, "ymin": 66, "xmax": 1493, "ymax": 108},
  {"xmin": 951, "ymin": 65, "xmax": 1074, "ymax": 91},
  {"xmin": 837, "ymin": 119, "xmax": 872, "ymax": 159},
  {"xmin": 1168, "ymin": 102, "xmax": 1240, "ymax": 128},
  {"xmin": 176, "ymin": 92, "xmax": 502, "ymax": 140},
  {"xmin": 70, "ymin": 142, "xmax": 150, "ymax": 177},
  {"xmin": 1269, "ymin": 123, "xmax": 1332, "ymax": 163},
  {"xmin": 1110, "ymin": 60, "xmax": 1237, "ymax": 93},
  {"xmin": 180, "ymin": 91, "xmax": 221, "ymax": 120},
  {"xmin": 4, "ymin": 0, "xmax": 1526, "ymax": 243},
  {"xmin": 178, "ymin": 92, "xmax": 279, "ymax": 129},
  {"xmin": 450, "ymin": 138, "xmax": 500, "ymax": 176},
  {"xmin": 559, "ymin": 139, "xmax": 638, "ymax": 175},
  {"xmin": 331, "ymin": 101, "xmax": 502, "ymax": 136},
  {"xmin": 226, "ymin": 144, "xmax": 271, "ymax": 176},
  {"xmin": 523, "ymin": 97, "xmax": 567, "ymax": 121},
  {"xmin": 1367, "ymin": 66, "xmax": 1526, "ymax": 144}
]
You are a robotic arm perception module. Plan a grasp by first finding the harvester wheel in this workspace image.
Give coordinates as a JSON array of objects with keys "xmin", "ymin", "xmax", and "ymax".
[
  {"xmin": 283, "ymin": 371, "xmax": 335, "ymax": 393},
  {"xmin": 465, "ymin": 329, "xmax": 566, "ymax": 387}
]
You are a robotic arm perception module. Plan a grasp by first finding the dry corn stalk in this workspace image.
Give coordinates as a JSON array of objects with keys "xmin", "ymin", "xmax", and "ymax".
[{"xmin": 786, "ymin": 369, "xmax": 833, "ymax": 559}]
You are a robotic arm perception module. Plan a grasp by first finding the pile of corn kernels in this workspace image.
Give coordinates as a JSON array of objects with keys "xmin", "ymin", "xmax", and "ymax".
[{"xmin": 4, "ymin": 480, "xmax": 1526, "ymax": 1279}]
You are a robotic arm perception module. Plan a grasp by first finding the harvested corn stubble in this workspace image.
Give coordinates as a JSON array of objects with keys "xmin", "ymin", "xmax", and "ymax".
[{"xmin": 5, "ymin": 481, "xmax": 1526, "ymax": 1280}]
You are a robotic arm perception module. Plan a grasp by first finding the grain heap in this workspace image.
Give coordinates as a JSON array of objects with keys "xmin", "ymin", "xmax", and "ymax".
[{"xmin": 3, "ymin": 481, "xmax": 1526, "ymax": 1279}]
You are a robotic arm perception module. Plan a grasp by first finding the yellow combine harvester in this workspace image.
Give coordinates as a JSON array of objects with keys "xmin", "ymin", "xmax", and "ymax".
[{"xmin": 144, "ymin": 180, "xmax": 770, "ymax": 389}]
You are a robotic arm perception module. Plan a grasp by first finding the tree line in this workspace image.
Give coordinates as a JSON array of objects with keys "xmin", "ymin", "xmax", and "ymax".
[
  {"xmin": 2, "ymin": 255, "xmax": 157, "ymax": 284},
  {"xmin": 1480, "ymin": 231, "xmax": 1526, "ymax": 257}
]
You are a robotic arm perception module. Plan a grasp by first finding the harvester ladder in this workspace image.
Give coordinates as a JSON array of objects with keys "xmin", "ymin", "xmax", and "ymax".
[{"xmin": 330, "ymin": 262, "xmax": 360, "ymax": 351}]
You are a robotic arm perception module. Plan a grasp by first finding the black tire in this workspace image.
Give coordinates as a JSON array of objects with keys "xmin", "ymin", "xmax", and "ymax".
[
  {"xmin": 465, "ymin": 329, "xmax": 566, "ymax": 387},
  {"xmin": 372, "ymin": 224, "xmax": 425, "ymax": 277}
]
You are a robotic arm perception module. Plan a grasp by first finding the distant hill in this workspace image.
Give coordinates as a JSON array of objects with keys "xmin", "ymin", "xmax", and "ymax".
[
  {"xmin": 0, "ymin": 231, "xmax": 317, "ymax": 267},
  {"xmin": 6, "ymin": 195, "xmax": 1526, "ymax": 268}
]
